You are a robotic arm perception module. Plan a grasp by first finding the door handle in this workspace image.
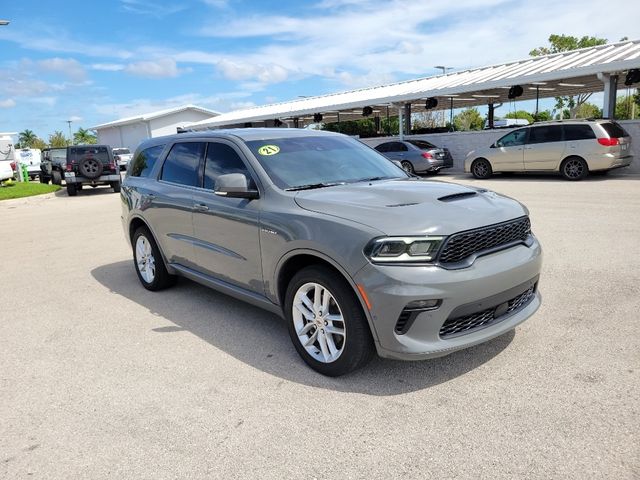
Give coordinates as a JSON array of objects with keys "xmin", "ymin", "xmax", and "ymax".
[
  {"xmin": 524, "ymin": 146, "xmax": 533, "ymax": 150},
  {"xmin": 194, "ymin": 203, "xmax": 209, "ymax": 212}
]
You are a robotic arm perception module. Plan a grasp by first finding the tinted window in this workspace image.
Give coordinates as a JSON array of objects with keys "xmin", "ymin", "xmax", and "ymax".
[
  {"xmin": 496, "ymin": 129, "xmax": 527, "ymax": 147},
  {"xmin": 245, "ymin": 136, "xmax": 407, "ymax": 189},
  {"xmin": 375, "ymin": 143, "xmax": 391, "ymax": 153},
  {"xmin": 564, "ymin": 124, "xmax": 596, "ymax": 141},
  {"xmin": 131, "ymin": 144, "xmax": 165, "ymax": 177},
  {"xmin": 528, "ymin": 126, "xmax": 563, "ymax": 144},
  {"xmin": 600, "ymin": 122, "xmax": 628, "ymax": 138},
  {"xmin": 71, "ymin": 146, "xmax": 110, "ymax": 163},
  {"xmin": 407, "ymin": 140, "xmax": 437, "ymax": 149},
  {"xmin": 389, "ymin": 142, "xmax": 408, "ymax": 152},
  {"xmin": 203, "ymin": 142, "xmax": 251, "ymax": 190},
  {"xmin": 160, "ymin": 142, "xmax": 205, "ymax": 186}
]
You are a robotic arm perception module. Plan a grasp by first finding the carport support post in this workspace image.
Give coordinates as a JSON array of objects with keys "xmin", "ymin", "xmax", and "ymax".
[
  {"xmin": 397, "ymin": 105, "xmax": 404, "ymax": 140},
  {"xmin": 404, "ymin": 103, "xmax": 411, "ymax": 136},
  {"xmin": 488, "ymin": 103, "xmax": 495, "ymax": 129},
  {"xmin": 600, "ymin": 73, "xmax": 618, "ymax": 119}
]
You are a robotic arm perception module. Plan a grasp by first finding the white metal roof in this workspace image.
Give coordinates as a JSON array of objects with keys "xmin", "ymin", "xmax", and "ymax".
[
  {"xmin": 186, "ymin": 39, "xmax": 640, "ymax": 129},
  {"xmin": 91, "ymin": 104, "xmax": 220, "ymax": 130}
]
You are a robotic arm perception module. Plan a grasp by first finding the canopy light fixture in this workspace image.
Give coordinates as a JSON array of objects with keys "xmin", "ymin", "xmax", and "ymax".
[
  {"xmin": 451, "ymin": 98, "xmax": 476, "ymax": 101},
  {"xmin": 625, "ymin": 69, "xmax": 640, "ymax": 86},
  {"xmin": 530, "ymin": 82, "xmax": 547, "ymax": 85},
  {"xmin": 558, "ymin": 82, "xmax": 586, "ymax": 87},
  {"xmin": 528, "ymin": 87, "xmax": 555, "ymax": 91},
  {"xmin": 472, "ymin": 94, "xmax": 500, "ymax": 98},
  {"xmin": 508, "ymin": 85, "xmax": 523, "ymax": 99}
]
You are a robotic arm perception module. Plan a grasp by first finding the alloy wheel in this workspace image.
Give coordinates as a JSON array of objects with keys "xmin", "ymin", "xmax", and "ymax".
[
  {"xmin": 135, "ymin": 235, "xmax": 156, "ymax": 284},
  {"xmin": 564, "ymin": 158, "xmax": 585, "ymax": 179},
  {"xmin": 292, "ymin": 282, "xmax": 346, "ymax": 363}
]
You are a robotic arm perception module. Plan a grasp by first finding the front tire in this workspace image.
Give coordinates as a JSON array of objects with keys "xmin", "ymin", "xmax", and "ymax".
[
  {"xmin": 132, "ymin": 227, "xmax": 176, "ymax": 291},
  {"xmin": 284, "ymin": 266, "xmax": 374, "ymax": 376},
  {"xmin": 471, "ymin": 158, "xmax": 492, "ymax": 179},
  {"xmin": 111, "ymin": 181, "xmax": 121, "ymax": 193},
  {"xmin": 67, "ymin": 183, "xmax": 77, "ymax": 196},
  {"xmin": 561, "ymin": 156, "xmax": 588, "ymax": 180},
  {"xmin": 52, "ymin": 171, "xmax": 62, "ymax": 185}
]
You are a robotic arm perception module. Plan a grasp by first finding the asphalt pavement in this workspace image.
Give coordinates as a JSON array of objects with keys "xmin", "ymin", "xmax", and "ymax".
[{"xmin": 1, "ymin": 173, "xmax": 638, "ymax": 479}]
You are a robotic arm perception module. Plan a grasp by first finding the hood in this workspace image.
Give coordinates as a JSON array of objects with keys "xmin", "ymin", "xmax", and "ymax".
[{"xmin": 294, "ymin": 179, "xmax": 527, "ymax": 236}]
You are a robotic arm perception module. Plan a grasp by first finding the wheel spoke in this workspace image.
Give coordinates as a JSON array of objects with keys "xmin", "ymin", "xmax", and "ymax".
[
  {"xmin": 325, "ymin": 314, "xmax": 342, "ymax": 323},
  {"xmin": 313, "ymin": 285, "xmax": 322, "ymax": 312},
  {"xmin": 325, "ymin": 325, "xmax": 345, "ymax": 337},
  {"xmin": 297, "ymin": 322, "xmax": 315, "ymax": 336},
  {"xmin": 324, "ymin": 331, "xmax": 339, "ymax": 356},
  {"xmin": 294, "ymin": 302, "xmax": 314, "ymax": 321},
  {"xmin": 304, "ymin": 329, "xmax": 318, "ymax": 347},
  {"xmin": 299, "ymin": 293, "xmax": 314, "ymax": 312},
  {"xmin": 317, "ymin": 330, "xmax": 330, "ymax": 361},
  {"xmin": 321, "ymin": 288, "xmax": 330, "ymax": 316}
]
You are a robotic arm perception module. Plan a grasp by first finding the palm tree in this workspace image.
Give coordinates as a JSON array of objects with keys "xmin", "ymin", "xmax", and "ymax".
[
  {"xmin": 18, "ymin": 129, "xmax": 37, "ymax": 148},
  {"xmin": 49, "ymin": 131, "xmax": 70, "ymax": 148},
  {"xmin": 73, "ymin": 128, "xmax": 97, "ymax": 145}
]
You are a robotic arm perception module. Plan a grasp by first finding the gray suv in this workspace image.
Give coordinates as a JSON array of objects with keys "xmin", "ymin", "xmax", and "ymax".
[{"xmin": 121, "ymin": 129, "xmax": 542, "ymax": 376}]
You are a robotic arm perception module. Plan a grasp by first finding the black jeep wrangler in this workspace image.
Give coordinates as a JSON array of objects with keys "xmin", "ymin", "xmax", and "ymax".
[
  {"xmin": 39, "ymin": 147, "xmax": 67, "ymax": 185},
  {"xmin": 65, "ymin": 145, "xmax": 121, "ymax": 196}
]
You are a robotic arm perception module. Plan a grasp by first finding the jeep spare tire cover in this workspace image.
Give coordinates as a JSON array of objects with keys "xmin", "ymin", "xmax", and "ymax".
[{"xmin": 79, "ymin": 157, "xmax": 103, "ymax": 179}]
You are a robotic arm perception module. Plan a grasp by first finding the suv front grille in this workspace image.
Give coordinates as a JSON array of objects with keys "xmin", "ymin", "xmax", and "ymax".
[
  {"xmin": 438, "ymin": 217, "xmax": 531, "ymax": 266},
  {"xmin": 439, "ymin": 285, "xmax": 536, "ymax": 338}
]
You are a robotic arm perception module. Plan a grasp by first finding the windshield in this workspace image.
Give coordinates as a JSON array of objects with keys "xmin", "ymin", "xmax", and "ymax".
[
  {"xmin": 245, "ymin": 135, "xmax": 407, "ymax": 189},
  {"xmin": 113, "ymin": 148, "xmax": 130, "ymax": 154}
]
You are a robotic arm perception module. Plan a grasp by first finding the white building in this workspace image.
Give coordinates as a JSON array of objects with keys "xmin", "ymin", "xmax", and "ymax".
[{"xmin": 91, "ymin": 104, "xmax": 220, "ymax": 152}]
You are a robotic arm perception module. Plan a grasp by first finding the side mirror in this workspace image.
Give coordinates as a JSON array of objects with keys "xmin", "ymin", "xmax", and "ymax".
[
  {"xmin": 214, "ymin": 173, "xmax": 259, "ymax": 199},
  {"xmin": 490, "ymin": 142, "xmax": 497, "ymax": 148}
]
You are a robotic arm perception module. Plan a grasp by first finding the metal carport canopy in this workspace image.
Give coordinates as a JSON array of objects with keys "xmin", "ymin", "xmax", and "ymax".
[{"xmin": 186, "ymin": 39, "xmax": 640, "ymax": 129}]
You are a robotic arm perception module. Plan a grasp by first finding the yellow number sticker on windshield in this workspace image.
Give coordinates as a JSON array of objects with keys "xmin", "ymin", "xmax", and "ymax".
[{"xmin": 258, "ymin": 145, "xmax": 280, "ymax": 156}]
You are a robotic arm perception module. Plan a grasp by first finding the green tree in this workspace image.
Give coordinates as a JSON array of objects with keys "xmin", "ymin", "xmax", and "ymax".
[
  {"xmin": 575, "ymin": 102, "xmax": 602, "ymax": 119},
  {"xmin": 32, "ymin": 138, "xmax": 48, "ymax": 150},
  {"xmin": 453, "ymin": 108, "xmax": 484, "ymax": 131},
  {"xmin": 18, "ymin": 129, "xmax": 38, "ymax": 148},
  {"xmin": 532, "ymin": 110, "xmax": 552, "ymax": 122},
  {"xmin": 615, "ymin": 94, "xmax": 638, "ymax": 120},
  {"xmin": 73, "ymin": 127, "xmax": 97, "ymax": 145},
  {"xmin": 49, "ymin": 131, "xmax": 70, "ymax": 147},
  {"xmin": 530, "ymin": 34, "xmax": 608, "ymax": 118},
  {"xmin": 505, "ymin": 111, "xmax": 534, "ymax": 124}
]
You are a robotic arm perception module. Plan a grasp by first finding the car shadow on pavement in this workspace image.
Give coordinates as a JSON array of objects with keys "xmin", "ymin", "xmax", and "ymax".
[
  {"xmin": 54, "ymin": 186, "xmax": 117, "ymax": 197},
  {"xmin": 92, "ymin": 260, "xmax": 515, "ymax": 396}
]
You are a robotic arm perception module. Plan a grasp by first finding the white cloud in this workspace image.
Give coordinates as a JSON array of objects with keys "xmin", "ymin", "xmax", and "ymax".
[
  {"xmin": 124, "ymin": 58, "xmax": 181, "ymax": 78},
  {"xmin": 37, "ymin": 57, "xmax": 87, "ymax": 81},
  {"xmin": 91, "ymin": 63, "xmax": 125, "ymax": 72},
  {"xmin": 216, "ymin": 59, "xmax": 289, "ymax": 84},
  {"xmin": 68, "ymin": 115, "xmax": 83, "ymax": 122},
  {"xmin": 0, "ymin": 99, "xmax": 16, "ymax": 108},
  {"xmin": 120, "ymin": 0, "xmax": 186, "ymax": 17}
]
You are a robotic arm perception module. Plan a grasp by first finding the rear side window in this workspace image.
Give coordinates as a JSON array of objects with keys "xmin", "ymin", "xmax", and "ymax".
[
  {"xmin": 160, "ymin": 142, "xmax": 205, "ymax": 187},
  {"xmin": 203, "ymin": 142, "xmax": 251, "ymax": 190},
  {"xmin": 375, "ymin": 143, "xmax": 391, "ymax": 153},
  {"xmin": 528, "ymin": 126, "xmax": 563, "ymax": 144},
  {"xmin": 130, "ymin": 145, "xmax": 165, "ymax": 177},
  {"xmin": 600, "ymin": 122, "xmax": 628, "ymax": 138},
  {"xmin": 407, "ymin": 140, "xmax": 437, "ymax": 149},
  {"xmin": 564, "ymin": 125, "xmax": 596, "ymax": 141},
  {"xmin": 390, "ymin": 142, "xmax": 408, "ymax": 152}
]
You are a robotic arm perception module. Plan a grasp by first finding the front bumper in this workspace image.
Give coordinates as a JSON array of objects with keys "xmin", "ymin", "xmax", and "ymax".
[{"xmin": 354, "ymin": 237, "xmax": 542, "ymax": 360}]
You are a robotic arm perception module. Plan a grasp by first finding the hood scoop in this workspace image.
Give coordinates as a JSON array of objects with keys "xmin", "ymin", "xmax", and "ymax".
[{"xmin": 438, "ymin": 191, "xmax": 478, "ymax": 202}]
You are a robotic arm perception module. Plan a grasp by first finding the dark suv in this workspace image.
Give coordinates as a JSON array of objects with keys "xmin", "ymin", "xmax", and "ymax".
[
  {"xmin": 39, "ymin": 147, "xmax": 67, "ymax": 185},
  {"xmin": 65, "ymin": 145, "xmax": 121, "ymax": 196}
]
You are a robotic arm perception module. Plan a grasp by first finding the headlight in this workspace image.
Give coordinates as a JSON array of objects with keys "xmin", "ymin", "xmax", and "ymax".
[{"xmin": 365, "ymin": 236, "xmax": 445, "ymax": 263}]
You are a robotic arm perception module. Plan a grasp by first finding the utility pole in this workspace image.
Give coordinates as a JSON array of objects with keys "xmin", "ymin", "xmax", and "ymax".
[
  {"xmin": 66, "ymin": 120, "xmax": 73, "ymax": 145},
  {"xmin": 434, "ymin": 66, "xmax": 454, "ymax": 127}
]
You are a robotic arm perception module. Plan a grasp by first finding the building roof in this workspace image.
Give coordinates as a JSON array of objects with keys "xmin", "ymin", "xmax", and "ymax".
[
  {"xmin": 91, "ymin": 104, "xmax": 220, "ymax": 130},
  {"xmin": 186, "ymin": 39, "xmax": 640, "ymax": 129}
]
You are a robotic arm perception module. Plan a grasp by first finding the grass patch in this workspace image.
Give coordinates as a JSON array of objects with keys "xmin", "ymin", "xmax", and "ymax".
[{"xmin": 0, "ymin": 181, "xmax": 61, "ymax": 200}]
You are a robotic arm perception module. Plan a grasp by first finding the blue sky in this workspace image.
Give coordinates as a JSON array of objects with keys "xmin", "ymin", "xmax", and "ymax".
[{"xmin": 0, "ymin": 0, "xmax": 638, "ymax": 139}]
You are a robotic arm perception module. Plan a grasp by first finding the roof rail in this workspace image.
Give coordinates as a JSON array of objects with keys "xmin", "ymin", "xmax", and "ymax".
[{"xmin": 532, "ymin": 118, "xmax": 595, "ymax": 125}]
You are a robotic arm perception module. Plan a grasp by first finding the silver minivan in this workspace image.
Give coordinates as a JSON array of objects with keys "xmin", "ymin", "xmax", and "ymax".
[{"xmin": 465, "ymin": 120, "xmax": 633, "ymax": 180}]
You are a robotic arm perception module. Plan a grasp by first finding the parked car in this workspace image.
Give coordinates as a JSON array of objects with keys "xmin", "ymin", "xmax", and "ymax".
[
  {"xmin": 374, "ymin": 140, "xmax": 453, "ymax": 174},
  {"xmin": 39, "ymin": 147, "xmax": 67, "ymax": 185},
  {"xmin": 121, "ymin": 129, "xmax": 542, "ymax": 376},
  {"xmin": 17, "ymin": 148, "xmax": 42, "ymax": 180},
  {"xmin": 65, "ymin": 145, "xmax": 121, "ymax": 196},
  {"xmin": 0, "ymin": 160, "xmax": 13, "ymax": 182},
  {"xmin": 113, "ymin": 147, "xmax": 133, "ymax": 171},
  {"xmin": 466, "ymin": 119, "xmax": 633, "ymax": 180}
]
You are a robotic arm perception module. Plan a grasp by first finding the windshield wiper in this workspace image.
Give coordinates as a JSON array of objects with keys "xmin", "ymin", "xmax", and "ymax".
[
  {"xmin": 355, "ymin": 176, "xmax": 397, "ymax": 183},
  {"xmin": 285, "ymin": 181, "xmax": 347, "ymax": 191}
]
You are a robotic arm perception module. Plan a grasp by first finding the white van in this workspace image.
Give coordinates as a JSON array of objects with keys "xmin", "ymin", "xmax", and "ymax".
[{"xmin": 17, "ymin": 148, "xmax": 42, "ymax": 179}]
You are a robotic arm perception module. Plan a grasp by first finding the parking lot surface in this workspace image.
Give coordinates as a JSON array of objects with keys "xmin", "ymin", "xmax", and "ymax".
[{"xmin": 1, "ymin": 174, "xmax": 639, "ymax": 479}]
